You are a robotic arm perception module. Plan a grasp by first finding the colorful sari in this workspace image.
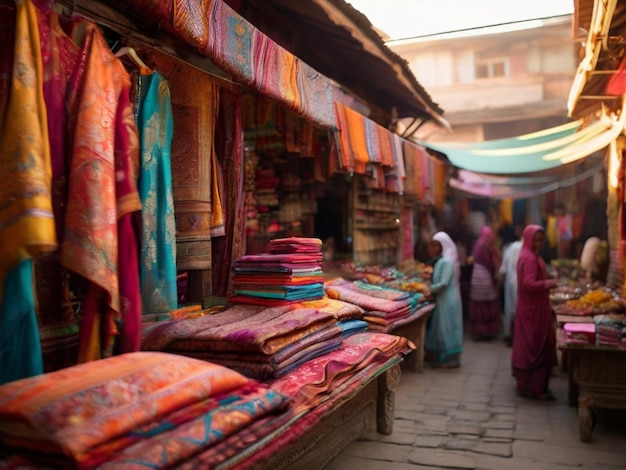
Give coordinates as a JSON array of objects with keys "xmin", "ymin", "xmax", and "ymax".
[
  {"xmin": 136, "ymin": 72, "xmax": 178, "ymax": 316},
  {"xmin": 61, "ymin": 20, "xmax": 141, "ymax": 362},
  {"xmin": 0, "ymin": 0, "xmax": 54, "ymax": 383}
]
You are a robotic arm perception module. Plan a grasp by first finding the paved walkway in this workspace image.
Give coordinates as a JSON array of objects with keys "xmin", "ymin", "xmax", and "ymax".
[{"xmin": 326, "ymin": 337, "xmax": 626, "ymax": 470}]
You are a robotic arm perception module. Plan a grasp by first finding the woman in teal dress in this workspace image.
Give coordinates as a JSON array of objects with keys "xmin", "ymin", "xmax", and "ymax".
[{"xmin": 424, "ymin": 232, "xmax": 464, "ymax": 368}]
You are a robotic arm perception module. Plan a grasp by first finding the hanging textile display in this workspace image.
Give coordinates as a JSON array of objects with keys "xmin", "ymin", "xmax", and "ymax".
[
  {"xmin": 0, "ymin": 0, "xmax": 56, "ymax": 291},
  {"xmin": 60, "ymin": 20, "xmax": 142, "ymax": 362},
  {"xmin": 401, "ymin": 141, "xmax": 423, "ymax": 199},
  {"xmin": 0, "ymin": 0, "xmax": 53, "ymax": 383},
  {"xmin": 334, "ymin": 101, "xmax": 369, "ymax": 174},
  {"xmin": 135, "ymin": 71, "xmax": 179, "ymax": 318},
  {"xmin": 112, "ymin": 0, "xmax": 336, "ymax": 128},
  {"xmin": 146, "ymin": 48, "xmax": 214, "ymax": 274},
  {"xmin": 212, "ymin": 88, "xmax": 246, "ymax": 297}
]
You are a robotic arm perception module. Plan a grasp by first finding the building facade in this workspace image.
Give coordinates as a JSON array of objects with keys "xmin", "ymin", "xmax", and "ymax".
[{"xmin": 386, "ymin": 15, "xmax": 578, "ymax": 142}]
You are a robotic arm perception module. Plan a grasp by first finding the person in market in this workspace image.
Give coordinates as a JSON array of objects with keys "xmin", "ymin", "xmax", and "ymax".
[
  {"xmin": 468, "ymin": 226, "xmax": 502, "ymax": 340},
  {"xmin": 512, "ymin": 225, "xmax": 558, "ymax": 401},
  {"xmin": 423, "ymin": 232, "xmax": 464, "ymax": 369},
  {"xmin": 499, "ymin": 226, "xmax": 523, "ymax": 347}
]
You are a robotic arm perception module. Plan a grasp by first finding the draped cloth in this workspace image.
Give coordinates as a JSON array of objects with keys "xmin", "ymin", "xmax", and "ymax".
[
  {"xmin": 512, "ymin": 225, "xmax": 557, "ymax": 397},
  {"xmin": 0, "ymin": 0, "xmax": 56, "ymax": 297},
  {"xmin": 61, "ymin": 21, "xmax": 142, "ymax": 362},
  {"xmin": 0, "ymin": 0, "xmax": 53, "ymax": 383},
  {"xmin": 334, "ymin": 101, "xmax": 369, "ymax": 173},
  {"xmin": 136, "ymin": 72, "xmax": 178, "ymax": 316}
]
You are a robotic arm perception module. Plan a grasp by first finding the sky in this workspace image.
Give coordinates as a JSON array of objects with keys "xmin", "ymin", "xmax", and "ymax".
[{"xmin": 347, "ymin": 0, "xmax": 574, "ymax": 40}]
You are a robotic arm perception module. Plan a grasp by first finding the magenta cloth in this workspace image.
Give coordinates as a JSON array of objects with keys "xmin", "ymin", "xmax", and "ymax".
[
  {"xmin": 472, "ymin": 226, "xmax": 497, "ymax": 272},
  {"xmin": 371, "ymin": 304, "xmax": 435, "ymax": 333},
  {"xmin": 267, "ymin": 237, "xmax": 323, "ymax": 254},
  {"xmin": 563, "ymin": 323, "xmax": 596, "ymax": 345},
  {"xmin": 142, "ymin": 303, "xmax": 337, "ymax": 354},
  {"xmin": 234, "ymin": 252, "xmax": 323, "ymax": 264},
  {"xmin": 270, "ymin": 332, "xmax": 413, "ymax": 408},
  {"xmin": 512, "ymin": 225, "xmax": 557, "ymax": 397}
]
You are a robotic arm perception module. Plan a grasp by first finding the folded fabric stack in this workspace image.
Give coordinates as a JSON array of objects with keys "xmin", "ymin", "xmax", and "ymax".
[
  {"xmin": 0, "ymin": 352, "xmax": 291, "ymax": 470},
  {"xmin": 594, "ymin": 315, "xmax": 626, "ymax": 346},
  {"xmin": 141, "ymin": 299, "xmax": 364, "ymax": 380},
  {"xmin": 231, "ymin": 238, "xmax": 325, "ymax": 306},
  {"xmin": 217, "ymin": 332, "xmax": 414, "ymax": 469},
  {"xmin": 562, "ymin": 322, "xmax": 596, "ymax": 345},
  {"xmin": 325, "ymin": 278, "xmax": 429, "ymax": 331}
]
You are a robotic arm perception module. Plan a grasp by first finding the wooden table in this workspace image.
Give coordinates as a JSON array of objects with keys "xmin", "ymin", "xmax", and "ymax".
[
  {"xmin": 558, "ymin": 338, "xmax": 626, "ymax": 442},
  {"xmin": 388, "ymin": 304, "xmax": 434, "ymax": 373}
]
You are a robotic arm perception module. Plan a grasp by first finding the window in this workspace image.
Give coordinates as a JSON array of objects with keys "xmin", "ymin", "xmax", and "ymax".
[{"xmin": 475, "ymin": 55, "xmax": 507, "ymax": 79}]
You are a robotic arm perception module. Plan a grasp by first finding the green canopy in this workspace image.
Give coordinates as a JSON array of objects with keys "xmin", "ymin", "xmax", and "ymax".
[{"xmin": 421, "ymin": 116, "xmax": 622, "ymax": 174}]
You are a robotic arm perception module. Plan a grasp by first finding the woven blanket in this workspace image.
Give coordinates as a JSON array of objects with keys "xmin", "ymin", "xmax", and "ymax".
[
  {"xmin": 0, "ymin": 352, "xmax": 252, "ymax": 467},
  {"xmin": 325, "ymin": 284, "xmax": 415, "ymax": 314}
]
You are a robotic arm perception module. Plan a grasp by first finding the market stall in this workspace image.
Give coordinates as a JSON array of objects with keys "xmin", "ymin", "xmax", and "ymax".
[{"xmin": 554, "ymin": 285, "xmax": 626, "ymax": 442}]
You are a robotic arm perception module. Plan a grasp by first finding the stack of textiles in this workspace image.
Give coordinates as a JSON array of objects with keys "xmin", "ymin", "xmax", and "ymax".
[
  {"xmin": 141, "ymin": 298, "xmax": 365, "ymax": 380},
  {"xmin": 562, "ymin": 322, "xmax": 596, "ymax": 345},
  {"xmin": 594, "ymin": 315, "xmax": 626, "ymax": 346},
  {"xmin": 0, "ymin": 352, "xmax": 291, "ymax": 469},
  {"xmin": 230, "ymin": 237, "xmax": 324, "ymax": 306},
  {"xmin": 325, "ymin": 278, "xmax": 429, "ymax": 331},
  {"xmin": 210, "ymin": 332, "xmax": 414, "ymax": 469}
]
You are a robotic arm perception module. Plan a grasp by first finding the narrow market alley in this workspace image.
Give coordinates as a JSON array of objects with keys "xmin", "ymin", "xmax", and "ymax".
[{"xmin": 327, "ymin": 336, "xmax": 626, "ymax": 470}]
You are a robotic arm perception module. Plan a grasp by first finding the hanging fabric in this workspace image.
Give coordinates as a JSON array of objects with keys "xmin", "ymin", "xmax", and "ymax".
[
  {"xmin": 60, "ymin": 20, "xmax": 142, "ymax": 362},
  {"xmin": 0, "ymin": 0, "xmax": 54, "ymax": 383},
  {"xmin": 135, "ymin": 71, "xmax": 178, "ymax": 318}
]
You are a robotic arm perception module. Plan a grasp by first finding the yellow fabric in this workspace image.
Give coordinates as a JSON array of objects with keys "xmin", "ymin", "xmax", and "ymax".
[
  {"xmin": 546, "ymin": 216, "xmax": 558, "ymax": 248},
  {"xmin": 0, "ymin": 0, "xmax": 56, "ymax": 297},
  {"xmin": 499, "ymin": 199, "xmax": 513, "ymax": 226}
]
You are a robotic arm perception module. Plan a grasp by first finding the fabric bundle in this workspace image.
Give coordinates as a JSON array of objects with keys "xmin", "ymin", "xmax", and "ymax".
[
  {"xmin": 231, "ymin": 238, "xmax": 325, "ymax": 306},
  {"xmin": 594, "ymin": 315, "xmax": 626, "ymax": 346},
  {"xmin": 141, "ymin": 299, "xmax": 364, "ymax": 380},
  {"xmin": 0, "ymin": 352, "xmax": 291, "ymax": 469},
  {"xmin": 325, "ymin": 279, "xmax": 429, "ymax": 331},
  {"xmin": 562, "ymin": 322, "xmax": 596, "ymax": 345},
  {"xmin": 221, "ymin": 332, "xmax": 414, "ymax": 469}
]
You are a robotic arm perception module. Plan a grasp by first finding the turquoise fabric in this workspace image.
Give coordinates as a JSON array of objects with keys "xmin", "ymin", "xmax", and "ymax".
[
  {"xmin": 425, "ymin": 257, "xmax": 464, "ymax": 364},
  {"xmin": 0, "ymin": 259, "xmax": 43, "ymax": 385},
  {"xmin": 420, "ymin": 119, "xmax": 604, "ymax": 174},
  {"xmin": 136, "ymin": 73, "xmax": 178, "ymax": 314}
]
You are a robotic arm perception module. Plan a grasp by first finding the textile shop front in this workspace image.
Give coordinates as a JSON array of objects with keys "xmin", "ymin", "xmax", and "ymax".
[{"xmin": 0, "ymin": 0, "xmax": 447, "ymax": 467}]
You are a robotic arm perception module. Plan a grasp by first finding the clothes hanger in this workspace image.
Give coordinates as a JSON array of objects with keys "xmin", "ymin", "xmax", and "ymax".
[{"xmin": 114, "ymin": 46, "xmax": 152, "ymax": 75}]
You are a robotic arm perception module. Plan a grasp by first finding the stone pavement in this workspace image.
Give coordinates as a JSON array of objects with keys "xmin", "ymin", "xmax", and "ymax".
[{"xmin": 326, "ymin": 337, "xmax": 626, "ymax": 470}]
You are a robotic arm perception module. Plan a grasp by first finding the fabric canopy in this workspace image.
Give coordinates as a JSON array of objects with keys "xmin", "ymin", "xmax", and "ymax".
[
  {"xmin": 421, "ymin": 109, "xmax": 625, "ymax": 174},
  {"xmin": 448, "ymin": 156, "xmax": 604, "ymax": 199}
]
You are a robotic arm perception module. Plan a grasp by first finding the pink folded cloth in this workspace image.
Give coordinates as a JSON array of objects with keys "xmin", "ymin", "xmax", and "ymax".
[{"xmin": 563, "ymin": 323, "xmax": 595, "ymax": 344}]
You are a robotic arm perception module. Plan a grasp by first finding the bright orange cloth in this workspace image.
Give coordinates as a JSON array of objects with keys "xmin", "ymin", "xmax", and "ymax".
[
  {"xmin": 61, "ymin": 21, "xmax": 141, "ymax": 362},
  {"xmin": 334, "ymin": 102, "xmax": 370, "ymax": 174}
]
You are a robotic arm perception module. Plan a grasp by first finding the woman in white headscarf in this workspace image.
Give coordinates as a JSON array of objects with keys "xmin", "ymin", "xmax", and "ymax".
[
  {"xmin": 424, "ymin": 232, "xmax": 464, "ymax": 368},
  {"xmin": 434, "ymin": 231, "xmax": 461, "ymax": 290}
]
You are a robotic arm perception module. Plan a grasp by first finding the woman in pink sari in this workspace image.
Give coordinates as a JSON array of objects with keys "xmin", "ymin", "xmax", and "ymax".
[
  {"xmin": 469, "ymin": 226, "xmax": 501, "ymax": 340},
  {"xmin": 512, "ymin": 225, "xmax": 557, "ymax": 400}
]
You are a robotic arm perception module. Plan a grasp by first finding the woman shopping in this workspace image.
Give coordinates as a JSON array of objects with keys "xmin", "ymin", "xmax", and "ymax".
[
  {"xmin": 469, "ymin": 226, "xmax": 501, "ymax": 340},
  {"xmin": 512, "ymin": 225, "xmax": 558, "ymax": 400},
  {"xmin": 424, "ymin": 232, "xmax": 464, "ymax": 368}
]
